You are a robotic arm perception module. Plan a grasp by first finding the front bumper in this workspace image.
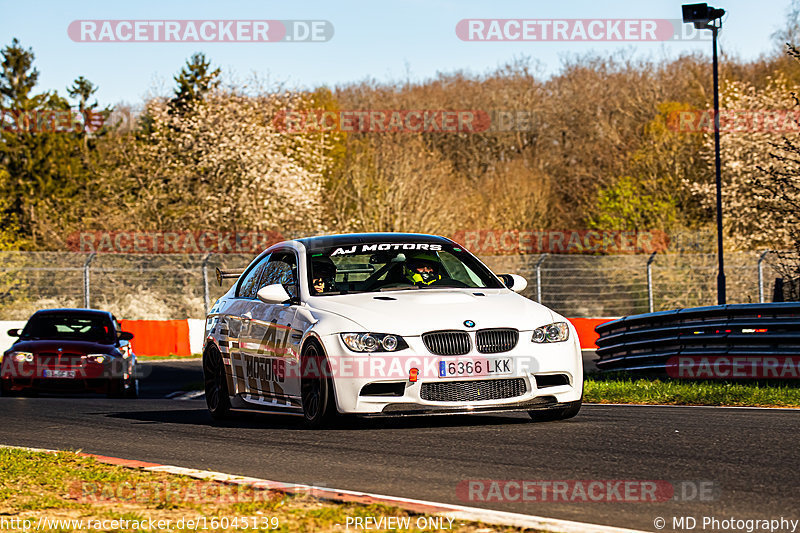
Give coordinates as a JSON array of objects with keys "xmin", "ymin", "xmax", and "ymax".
[
  {"xmin": 0, "ymin": 356, "xmax": 131, "ymax": 393},
  {"xmin": 1, "ymin": 377, "xmax": 112, "ymax": 393},
  {"xmin": 320, "ymin": 332, "xmax": 583, "ymax": 415},
  {"xmin": 367, "ymin": 397, "xmax": 573, "ymax": 417}
]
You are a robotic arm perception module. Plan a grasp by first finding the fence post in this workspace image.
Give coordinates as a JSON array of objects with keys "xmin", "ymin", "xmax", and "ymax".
[
  {"xmin": 647, "ymin": 252, "xmax": 657, "ymax": 313},
  {"xmin": 535, "ymin": 254, "xmax": 548, "ymax": 303},
  {"xmin": 758, "ymin": 250, "xmax": 769, "ymax": 303},
  {"xmin": 202, "ymin": 253, "xmax": 213, "ymax": 316},
  {"xmin": 83, "ymin": 252, "xmax": 96, "ymax": 309}
]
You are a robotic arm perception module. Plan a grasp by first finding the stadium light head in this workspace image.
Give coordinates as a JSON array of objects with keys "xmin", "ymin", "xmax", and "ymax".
[
  {"xmin": 682, "ymin": 3, "xmax": 725, "ymax": 29},
  {"xmin": 681, "ymin": 3, "xmax": 728, "ymax": 304}
]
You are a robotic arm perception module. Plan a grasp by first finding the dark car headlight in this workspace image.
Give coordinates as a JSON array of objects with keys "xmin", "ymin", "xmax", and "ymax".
[
  {"xmin": 10, "ymin": 351, "xmax": 33, "ymax": 363},
  {"xmin": 532, "ymin": 322, "xmax": 570, "ymax": 343},
  {"xmin": 83, "ymin": 354, "xmax": 112, "ymax": 364},
  {"xmin": 341, "ymin": 333, "xmax": 408, "ymax": 352}
]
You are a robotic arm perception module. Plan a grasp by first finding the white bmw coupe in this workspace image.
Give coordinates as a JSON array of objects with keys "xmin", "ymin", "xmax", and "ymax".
[{"xmin": 203, "ymin": 233, "xmax": 582, "ymax": 427}]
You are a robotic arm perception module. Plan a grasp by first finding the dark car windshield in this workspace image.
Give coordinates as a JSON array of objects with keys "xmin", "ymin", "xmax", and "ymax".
[
  {"xmin": 306, "ymin": 241, "xmax": 504, "ymax": 295},
  {"xmin": 20, "ymin": 314, "xmax": 115, "ymax": 343}
]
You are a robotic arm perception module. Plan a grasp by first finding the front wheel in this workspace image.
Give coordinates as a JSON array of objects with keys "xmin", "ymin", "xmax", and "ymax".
[
  {"xmin": 204, "ymin": 347, "xmax": 231, "ymax": 420},
  {"xmin": 107, "ymin": 358, "xmax": 139, "ymax": 398},
  {"xmin": 300, "ymin": 341, "xmax": 336, "ymax": 428},
  {"xmin": 125, "ymin": 362, "xmax": 140, "ymax": 399},
  {"xmin": 1, "ymin": 379, "xmax": 18, "ymax": 397},
  {"xmin": 528, "ymin": 399, "xmax": 582, "ymax": 422}
]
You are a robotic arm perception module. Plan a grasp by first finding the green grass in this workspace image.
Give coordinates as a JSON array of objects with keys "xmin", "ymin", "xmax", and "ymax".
[
  {"xmin": 0, "ymin": 447, "xmax": 520, "ymax": 532},
  {"xmin": 585, "ymin": 374, "xmax": 800, "ymax": 407}
]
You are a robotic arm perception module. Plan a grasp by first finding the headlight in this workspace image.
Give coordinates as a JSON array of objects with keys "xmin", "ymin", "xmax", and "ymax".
[
  {"xmin": 532, "ymin": 322, "xmax": 569, "ymax": 343},
  {"xmin": 341, "ymin": 333, "xmax": 408, "ymax": 352},
  {"xmin": 84, "ymin": 354, "xmax": 112, "ymax": 364},
  {"xmin": 11, "ymin": 351, "xmax": 34, "ymax": 363}
]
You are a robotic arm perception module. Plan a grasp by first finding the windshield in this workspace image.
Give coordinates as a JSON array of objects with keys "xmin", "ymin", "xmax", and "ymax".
[
  {"xmin": 306, "ymin": 241, "xmax": 504, "ymax": 295},
  {"xmin": 21, "ymin": 314, "xmax": 115, "ymax": 343}
]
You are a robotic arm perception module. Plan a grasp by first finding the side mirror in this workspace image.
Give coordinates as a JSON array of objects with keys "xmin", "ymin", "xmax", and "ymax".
[
  {"xmin": 7, "ymin": 329, "xmax": 19, "ymax": 337},
  {"xmin": 498, "ymin": 273, "xmax": 528, "ymax": 293},
  {"xmin": 118, "ymin": 331, "xmax": 134, "ymax": 341},
  {"xmin": 257, "ymin": 283, "xmax": 291, "ymax": 304}
]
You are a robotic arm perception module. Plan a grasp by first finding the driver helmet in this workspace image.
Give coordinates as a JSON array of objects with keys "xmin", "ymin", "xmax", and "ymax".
[
  {"xmin": 311, "ymin": 256, "xmax": 337, "ymax": 294},
  {"xmin": 405, "ymin": 253, "xmax": 442, "ymax": 285}
]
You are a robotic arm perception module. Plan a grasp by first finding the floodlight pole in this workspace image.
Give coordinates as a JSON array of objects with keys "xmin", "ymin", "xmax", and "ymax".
[{"xmin": 711, "ymin": 22, "xmax": 726, "ymax": 305}]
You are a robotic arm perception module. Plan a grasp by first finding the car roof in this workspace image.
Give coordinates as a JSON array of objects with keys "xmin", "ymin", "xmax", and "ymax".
[
  {"xmin": 31, "ymin": 308, "xmax": 114, "ymax": 320},
  {"xmin": 295, "ymin": 232, "xmax": 452, "ymax": 249}
]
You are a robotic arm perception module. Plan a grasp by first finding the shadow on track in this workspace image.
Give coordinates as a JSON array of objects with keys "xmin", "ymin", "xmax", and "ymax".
[{"xmin": 104, "ymin": 407, "xmax": 565, "ymax": 431}]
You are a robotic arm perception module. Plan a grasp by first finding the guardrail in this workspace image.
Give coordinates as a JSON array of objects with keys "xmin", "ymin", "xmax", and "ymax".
[
  {"xmin": 0, "ymin": 317, "xmax": 610, "ymax": 358},
  {"xmin": 594, "ymin": 303, "xmax": 800, "ymax": 377}
]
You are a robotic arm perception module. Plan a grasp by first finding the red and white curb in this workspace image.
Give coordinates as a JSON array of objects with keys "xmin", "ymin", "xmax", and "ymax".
[{"xmin": 1, "ymin": 444, "xmax": 648, "ymax": 533}]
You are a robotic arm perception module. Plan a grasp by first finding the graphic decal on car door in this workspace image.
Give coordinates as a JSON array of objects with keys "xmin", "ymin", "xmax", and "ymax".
[{"xmin": 238, "ymin": 250, "xmax": 303, "ymax": 407}]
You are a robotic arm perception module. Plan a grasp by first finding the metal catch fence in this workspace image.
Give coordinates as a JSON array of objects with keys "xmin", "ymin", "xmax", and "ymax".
[{"xmin": 0, "ymin": 251, "xmax": 785, "ymax": 320}]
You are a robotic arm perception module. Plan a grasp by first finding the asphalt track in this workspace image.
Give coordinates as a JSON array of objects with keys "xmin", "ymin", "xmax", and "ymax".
[{"xmin": 1, "ymin": 360, "xmax": 799, "ymax": 532}]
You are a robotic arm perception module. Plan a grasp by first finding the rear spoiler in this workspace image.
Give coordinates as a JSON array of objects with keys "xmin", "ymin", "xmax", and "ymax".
[{"xmin": 215, "ymin": 267, "xmax": 245, "ymax": 286}]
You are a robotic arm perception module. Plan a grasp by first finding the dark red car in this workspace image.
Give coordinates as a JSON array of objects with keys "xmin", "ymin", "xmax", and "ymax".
[{"xmin": 1, "ymin": 309, "xmax": 138, "ymax": 398}]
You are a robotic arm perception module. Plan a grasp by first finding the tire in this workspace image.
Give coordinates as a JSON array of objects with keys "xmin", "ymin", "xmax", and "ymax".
[
  {"xmin": 107, "ymin": 357, "xmax": 138, "ymax": 399},
  {"xmin": 107, "ymin": 378, "xmax": 125, "ymax": 398},
  {"xmin": 1, "ymin": 379, "xmax": 18, "ymax": 397},
  {"xmin": 300, "ymin": 340, "xmax": 336, "ymax": 428},
  {"xmin": 203, "ymin": 347, "xmax": 231, "ymax": 420},
  {"xmin": 124, "ymin": 360, "xmax": 139, "ymax": 399},
  {"xmin": 528, "ymin": 399, "xmax": 582, "ymax": 422}
]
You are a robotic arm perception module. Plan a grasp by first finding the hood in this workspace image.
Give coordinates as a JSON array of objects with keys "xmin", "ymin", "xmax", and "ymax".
[
  {"xmin": 307, "ymin": 289, "xmax": 554, "ymax": 336},
  {"xmin": 4, "ymin": 339, "xmax": 118, "ymax": 356}
]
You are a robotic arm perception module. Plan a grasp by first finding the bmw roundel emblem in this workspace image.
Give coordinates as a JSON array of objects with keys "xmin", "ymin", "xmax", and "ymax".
[{"xmin": 464, "ymin": 320, "xmax": 475, "ymax": 328}]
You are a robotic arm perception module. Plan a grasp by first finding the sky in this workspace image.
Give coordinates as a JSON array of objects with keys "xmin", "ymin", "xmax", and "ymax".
[{"xmin": 0, "ymin": 0, "xmax": 794, "ymax": 108}]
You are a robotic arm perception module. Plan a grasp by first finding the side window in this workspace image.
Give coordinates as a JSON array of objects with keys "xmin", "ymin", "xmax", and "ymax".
[
  {"xmin": 237, "ymin": 253, "xmax": 271, "ymax": 299},
  {"xmin": 259, "ymin": 252, "xmax": 299, "ymax": 300}
]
